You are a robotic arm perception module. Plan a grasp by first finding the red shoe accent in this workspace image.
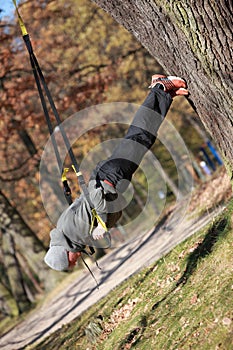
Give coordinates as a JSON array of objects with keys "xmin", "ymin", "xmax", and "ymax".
[{"xmin": 149, "ymin": 74, "xmax": 188, "ymax": 98}]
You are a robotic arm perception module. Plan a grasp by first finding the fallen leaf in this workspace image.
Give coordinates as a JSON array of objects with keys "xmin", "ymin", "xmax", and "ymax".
[
  {"xmin": 190, "ymin": 294, "xmax": 198, "ymax": 304},
  {"xmin": 222, "ymin": 317, "xmax": 232, "ymax": 326}
]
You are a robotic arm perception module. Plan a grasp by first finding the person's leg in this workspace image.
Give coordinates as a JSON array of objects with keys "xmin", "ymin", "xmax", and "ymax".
[
  {"xmin": 94, "ymin": 86, "xmax": 171, "ymax": 191},
  {"xmin": 92, "ymin": 75, "xmax": 188, "ymax": 191},
  {"xmin": 88, "ymin": 75, "xmax": 188, "ymax": 239}
]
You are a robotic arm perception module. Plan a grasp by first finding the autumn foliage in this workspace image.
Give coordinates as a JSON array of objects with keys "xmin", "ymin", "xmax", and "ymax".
[{"xmin": 0, "ymin": 0, "xmax": 154, "ymax": 241}]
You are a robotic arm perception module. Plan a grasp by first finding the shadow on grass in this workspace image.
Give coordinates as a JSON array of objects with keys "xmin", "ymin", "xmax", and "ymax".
[
  {"xmin": 176, "ymin": 217, "xmax": 228, "ymax": 286},
  {"xmin": 152, "ymin": 217, "xmax": 229, "ymax": 310},
  {"xmin": 117, "ymin": 314, "xmax": 147, "ymax": 350}
]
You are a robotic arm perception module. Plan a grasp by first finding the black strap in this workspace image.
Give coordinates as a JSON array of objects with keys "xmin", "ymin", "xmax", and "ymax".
[
  {"xmin": 81, "ymin": 248, "xmax": 101, "ymax": 289},
  {"xmin": 14, "ymin": 6, "xmax": 109, "ymax": 286},
  {"xmin": 22, "ymin": 34, "xmax": 93, "ymax": 207}
]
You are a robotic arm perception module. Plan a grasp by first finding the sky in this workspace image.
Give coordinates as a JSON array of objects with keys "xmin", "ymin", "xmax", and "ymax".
[{"xmin": 0, "ymin": 1, "xmax": 15, "ymax": 19}]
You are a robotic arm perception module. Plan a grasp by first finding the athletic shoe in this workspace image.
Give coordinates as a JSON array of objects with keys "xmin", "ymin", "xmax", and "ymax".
[{"xmin": 149, "ymin": 74, "xmax": 188, "ymax": 97}]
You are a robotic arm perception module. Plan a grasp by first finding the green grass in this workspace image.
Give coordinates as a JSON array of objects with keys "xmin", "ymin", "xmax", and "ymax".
[{"xmin": 29, "ymin": 200, "xmax": 233, "ymax": 350}]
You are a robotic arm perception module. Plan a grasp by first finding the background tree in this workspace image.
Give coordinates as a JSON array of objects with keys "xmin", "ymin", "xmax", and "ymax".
[
  {"xmin": 91, "ymin": 0, "xmax": 233, "ymax": 182},
  {"xmin": 0, "ymin": 190, "xmax": 57, "ymax": 317}
]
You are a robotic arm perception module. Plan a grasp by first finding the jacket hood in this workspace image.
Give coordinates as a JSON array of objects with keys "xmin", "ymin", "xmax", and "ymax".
[{"xmin": 49, "ymin": 228, "xmax": 84, "ymax": 252}]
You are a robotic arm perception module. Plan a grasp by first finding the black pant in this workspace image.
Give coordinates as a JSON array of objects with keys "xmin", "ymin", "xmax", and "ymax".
[{"xmin": 95, "ymin": 87, "xmax": 172, "ymax": 192}]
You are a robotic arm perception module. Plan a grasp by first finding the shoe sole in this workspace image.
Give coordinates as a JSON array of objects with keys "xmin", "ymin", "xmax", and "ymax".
[{"xmin": 167, "ymin": 76, "xmax": 186, "ymax": 83}]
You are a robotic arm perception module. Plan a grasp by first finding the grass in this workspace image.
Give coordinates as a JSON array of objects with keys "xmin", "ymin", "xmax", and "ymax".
[{"xmin": 28, "ymin": 199, "xmax": 233, "ymax": 350}]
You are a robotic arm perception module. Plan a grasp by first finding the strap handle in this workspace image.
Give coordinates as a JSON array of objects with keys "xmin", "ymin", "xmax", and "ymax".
[{"xmin": 90, "ymin": 208, "xmax": 108, "ymax": 233}]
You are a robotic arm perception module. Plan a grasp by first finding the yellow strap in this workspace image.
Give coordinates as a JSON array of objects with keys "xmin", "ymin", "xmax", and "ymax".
[
  {"xmin": 60, "ymin": 167, "xmax": 107, "ymax": 234},
  {"xmin": 61, "ymin": 168, "xmax": 69, "ymax": 182},
  {"xmin": 90, "ymin": 208, "xmax": 108, "ymax": 233},
  {"xmin": 62, "ymin": 166, "xmax": 82, "ymax": 181},
  {"xmin": 71, "ymin": 164, "xmax": 82, "ymax": 177},
  {"xmin": 12, "ymin": 0, "xmax": 28, "ymax": 36}
]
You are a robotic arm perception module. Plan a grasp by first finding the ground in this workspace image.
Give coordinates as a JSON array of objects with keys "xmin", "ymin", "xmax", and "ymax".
[{"xmin": 0, "ymin": 167, "xmax": 232, "ymax": 349}]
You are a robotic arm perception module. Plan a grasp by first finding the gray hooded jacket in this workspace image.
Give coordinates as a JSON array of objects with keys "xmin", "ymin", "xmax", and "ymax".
[{"xmin": 48, "ymin": 179, "xmax": 123, "ymax": 253}]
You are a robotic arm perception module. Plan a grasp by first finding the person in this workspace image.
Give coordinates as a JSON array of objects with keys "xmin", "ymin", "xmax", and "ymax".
[{"xmin": 44, "ymin": 74, "xmax": 188, "ymax": 271}]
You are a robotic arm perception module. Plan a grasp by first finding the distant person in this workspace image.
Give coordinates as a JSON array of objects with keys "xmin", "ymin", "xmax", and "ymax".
[
  {"xmin": 200, "ymin": 160, "xmax": 212, "ymax": 176},
  {"xmin": 44, "ymin": 74, "xmax": 188, "ymax": 271}
]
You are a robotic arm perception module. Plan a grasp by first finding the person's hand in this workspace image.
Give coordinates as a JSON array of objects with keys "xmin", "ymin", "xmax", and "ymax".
[
  {"xmin": 92, "ymin": 223, "xmax": 106, "ymax": 240},
  {"xmin": 67, "ymin": 251, "xmax": 81, "ymax": 269}
]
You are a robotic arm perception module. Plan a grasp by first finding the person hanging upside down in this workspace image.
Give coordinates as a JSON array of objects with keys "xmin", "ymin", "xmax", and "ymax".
[{"xmin": 44, "ymin": 74, "xmax": 189, "ymax": 271}]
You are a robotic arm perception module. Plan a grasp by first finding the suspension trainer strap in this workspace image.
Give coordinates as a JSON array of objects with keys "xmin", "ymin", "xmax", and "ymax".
[
  {"xmin": 12, "ymin": 1, "xmax": 95, "ymax": 208},
  {"xmin": 26, "ymin": 35, "xmax": 73, "ymax": 205},
  {"xmin": 80, "ymin": 248, "xmax": 102, "ymax": 289}
]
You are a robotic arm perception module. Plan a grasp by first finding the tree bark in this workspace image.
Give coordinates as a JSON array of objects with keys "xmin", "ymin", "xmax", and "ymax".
[
  {"xmin": 0, "ymin": 281, "xmax": 19, "ymax": 318},
  {"xmin": 0, "ymin": 190, "xmax": 60, "ymax": 293},
  {"xmin": 92, "ymin": 0, "xmax": 233, "ymax": 181},
  {"xmin": 1, "ymin": 232, "xmax": 31, "ymax": 314}
]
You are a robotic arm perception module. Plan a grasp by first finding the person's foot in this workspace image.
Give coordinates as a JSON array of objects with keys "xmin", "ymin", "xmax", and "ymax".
[{"xmin": 149, "ymin": 74, "xmax": 189, "ymax": 97}]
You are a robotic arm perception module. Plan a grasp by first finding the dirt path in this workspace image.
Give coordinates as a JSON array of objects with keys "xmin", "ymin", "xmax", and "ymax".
[{"xmin": 0, "ymin": 205, "xmax": 225, "ymax": 350}]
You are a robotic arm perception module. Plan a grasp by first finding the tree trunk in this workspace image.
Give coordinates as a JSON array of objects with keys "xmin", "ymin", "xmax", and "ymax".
[
  {"xmin": 92, "ymin": 0, "xmax": 233, "ymax": 181},
  {"xmin": 1, "ymin": 231, "xmax": 31, "ymax": 314},
  {"xmin": 0, "ymin": 190, "xmax": 60, "ymax": 293},
  {"xmin": 0, "ymin": 281, "xmax": 19, "ymax": 318}
]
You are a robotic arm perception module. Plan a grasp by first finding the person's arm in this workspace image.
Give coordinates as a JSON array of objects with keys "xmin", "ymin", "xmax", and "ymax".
[
  {"xmin": 88, "ymin": 179, "xmax": 117, "ymax": 220},
  {"xmin": 88, "ymin": 179, "xmax": 118, "ymax": 240}
]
